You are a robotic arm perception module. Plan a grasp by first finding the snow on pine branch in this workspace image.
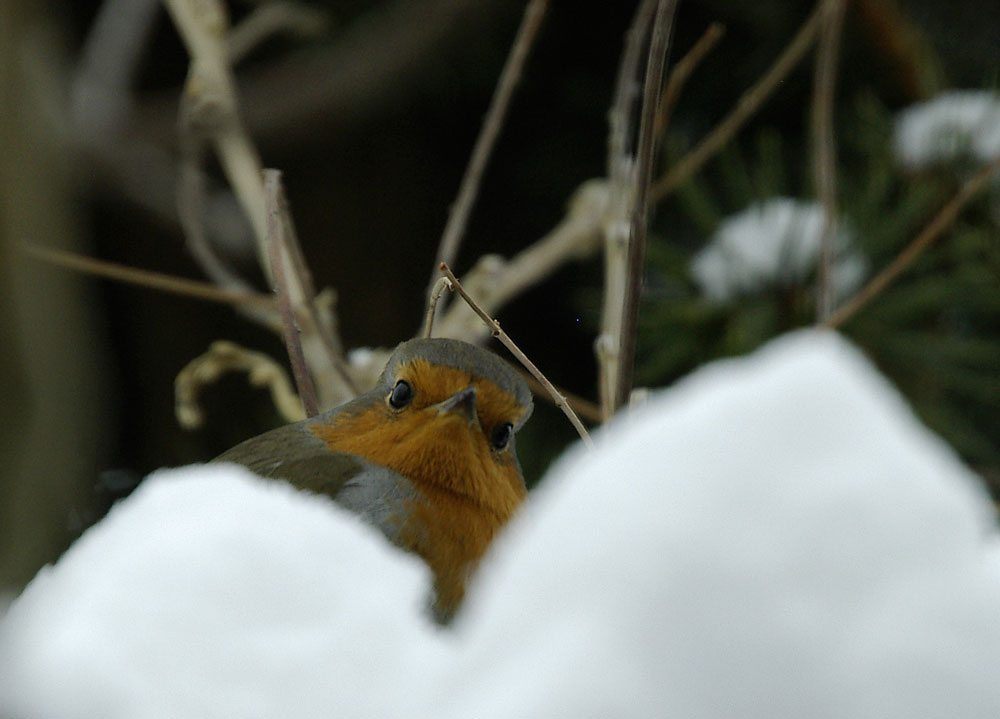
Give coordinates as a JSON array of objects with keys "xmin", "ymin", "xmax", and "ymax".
[
  {"xmin": 690, "ymin": 198, "xmax": 866, "ymax": 302},
  {"xmin": 894, "ymin": 90, "xmax": 1000, "ymax": 169}
]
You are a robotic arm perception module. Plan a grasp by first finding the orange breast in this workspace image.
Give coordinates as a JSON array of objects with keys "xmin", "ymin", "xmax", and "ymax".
[{"xmin": 310, "ymin": 368, "xmax": 527, "ymax": 619}]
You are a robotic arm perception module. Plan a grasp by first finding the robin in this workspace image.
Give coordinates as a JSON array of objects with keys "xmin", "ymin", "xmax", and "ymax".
[{"xmin": 214, "ymin": 337, "xmax": 533, "ymax": 622}]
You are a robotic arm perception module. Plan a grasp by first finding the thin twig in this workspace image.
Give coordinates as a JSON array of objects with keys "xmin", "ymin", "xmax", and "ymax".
[
  {"xmin": 70, "ymin": 0, "xmax": 160, "ymax": 135},
  {"xmin": 177, "ymin": 89, "xmax": 259, "ymax": 295},
  {"xmin": 427, "ymin": 0, "xmax": 549, "ymax": 305},
  {"xmin": 614, "ymin": 0, "xmax": 678, "ymax": 412},
  {"xmin": 269, "ymin": 174, "xmax": 360, "ymax": 397},
  {"xmin": 175, "ymin": 340, "xmax": 306, "ymax": 429},
  {"xmin": 650, "ymin": 2, "xmax": 825, "ymax": 204},
  {"xmin": 516, "ymin": 369, "xmax": 602, "ymax": 423},
  {"xmin": 439, "ymin": 263, "xmax": 592, "ymax": 447},
  {"xmin": 607, "ymin": 0, "xmax": 658, "ymax": 172},
  {"xmin": 433, "ymin": 178, "xmax": 609, "ymax": 342},
  {"xmin": 598, "ymin": 0, "xmax": 658, "ymax": 421},
  {"xmin": 423, "ymin": 275, "xmax": 454, "ymax": 338},
  {"xmin": 812, "ymin": 0, "xmax": 846, "ymax": 322},
  {"xmin": 21, "ymin": 244, "xmax": 275, "ymax": 309},
  {"xmin": 264, "ymin": 170, "xmax": 319, "ymax": 417},
  {"xmin": 166, "ymin": 0, "xmax": 359, "ymax": 409},
  {"xmin": 227, "ymin": 1, "xmax": 330, "ymax": 65},
  {"xmin": 826, "ymin": 155, "xmax": 1000, "ymax": 329},
  {"xmin": 655, "ymin": 22, "xmax": 725, "ymax": 138}
]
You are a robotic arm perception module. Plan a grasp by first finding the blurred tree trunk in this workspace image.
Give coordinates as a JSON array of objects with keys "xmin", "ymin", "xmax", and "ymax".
[{"xmin": 0, "ymin": 1, "xmax": 112, "ymax": 591}]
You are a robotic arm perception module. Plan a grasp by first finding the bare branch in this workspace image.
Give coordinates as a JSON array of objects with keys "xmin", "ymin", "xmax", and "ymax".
[
  {"xmin": 70, "ymin": 0, "xmax": 160, "ymax": 137},
  {"xmin": 516, "ymin": 370, "xmax": 602, "ymax": 424},
  {"xmin": 434, "ymin": 178, "xmax": 609, "ymax": 342},
  {"xmin": 163, "ymin": 0, "xmax": 270, "ymax": 269},
  {"xmin": 165, "ymin": 0, "xmax": 359, "ymax": 409},
  {"xmin": 598, "ymin": 0, "xmax": 658, "ymax": 421},
  {"xmin": 655, "ymin": 22, "xmax": 725, "ymax": 138},
  {"xmin": 227, "ymin": 1, "xmax": 331, "ymax": 65},
  {"xmin": 427, "ymin": 0, "xmax": 550, "ymax": 306},
  {"xmin": 175, "ymin": 340, "xmax": 305, "ymax": 429},
  {"xmin": 650, "ymin": 2, "xmax": 825, "ymax": 204},
  {"xmin": 264, "ymin": 170, "xmax": 319, "ymax": 418},
  {"xmin": 423, "ymin": 276, "xmax": 454, "ymax": 338},
  {"xmin": 826, "ymin": 155, "xmax": 1000, "ymax": 329},
  {"xmin": 811, "ymin": 0, "xmax": 846, "ymax": 322},
  {"xmin": 21, "ymin": 244, "xmax": 276, "ymax": 310},
  {"xmin": 439, "ymin": 263, "xmax": 592, "ymax": 448},
  {"xmin": 614, "ymin": 0, "xmax": 678, "ymax": 412}
]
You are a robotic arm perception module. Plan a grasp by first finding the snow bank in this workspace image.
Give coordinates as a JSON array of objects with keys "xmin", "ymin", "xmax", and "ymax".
[
  {"xmin": 691, "ymin": 198, "xmax": 866, "ymax": 302},
  {"xmin": 443, "ymin": 330, "xmax": 1000, "ymax": 718},
  {"xmin": 0, "ymin": 465, "xmax": 444, "ymax": 719},
  {"xmin": 4, "ymin": 330, "xmax": 999, "ymax": 719}
]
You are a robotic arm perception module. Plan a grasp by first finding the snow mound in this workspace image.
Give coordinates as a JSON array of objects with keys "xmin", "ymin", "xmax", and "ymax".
[
  {"xmin": 691, "ymin": 198, "xmax": 866, "ymax": 302},
  {"xmin": 444, "ymin": 330, "xmax": 1000, "ymax": 719},
  {"xmin": 4, "ymin": 330, "xmax": 999, "ymax": 719},
  {"xmin": 894, "ymin": 90, "xmax": 1000, "ymax": 168},
  {"xmin": 0, "ymin": 464, "xmax": 444, "ymax": 719}
]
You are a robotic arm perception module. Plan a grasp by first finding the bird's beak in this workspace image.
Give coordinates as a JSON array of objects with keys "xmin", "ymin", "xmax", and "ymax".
[{"xmin": 434, "ymin": 386, "xmax": 480, "ymax": 427}]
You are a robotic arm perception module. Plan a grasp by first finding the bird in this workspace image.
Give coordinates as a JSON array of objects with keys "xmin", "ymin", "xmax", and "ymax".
[{"xmin": 214, "ymin": 337, "xmax": 534, "ymax": 622}]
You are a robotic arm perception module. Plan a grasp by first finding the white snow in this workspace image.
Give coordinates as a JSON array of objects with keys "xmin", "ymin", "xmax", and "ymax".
[
  {"xmin": 894, "ymin": 90, "xmax": 1000, "ymax": 169},
  {"xmin": 691, "ymin": 198, "xmax": 867, "ymax": 303},
  {"xmin": 4, "ymin": 330, "xmax": 1000, "ymax": 718},
  {"xmin": 0, "ymin": 465, "xmax": 446, "ymax": 719}
]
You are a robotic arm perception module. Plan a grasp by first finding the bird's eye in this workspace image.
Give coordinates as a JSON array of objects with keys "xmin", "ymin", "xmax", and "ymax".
[
  {"xmin": 491, "ymin": 422, "xmax": 514, "ymax": 451},
  {"xmin": 389, "ymin": 379, "xmax": 413, "ymax": 409}
]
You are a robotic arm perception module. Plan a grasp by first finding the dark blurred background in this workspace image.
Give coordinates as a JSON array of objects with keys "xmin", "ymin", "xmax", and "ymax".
[{"xmin": 2, "ymin": 0, "xmax": 999, "ymax": 592}]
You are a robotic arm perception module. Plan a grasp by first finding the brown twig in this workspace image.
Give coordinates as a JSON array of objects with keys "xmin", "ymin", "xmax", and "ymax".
[
  {"xmin": 175, "ymin": 340, "xmax": 306, "ymax": 429},
  {"xmin": 433, "ymin": 178, "xmax": 609, "ymax": 342},
  {"xmin": 177, "ymin": 89, "xmax": 261, "ymax": 298},
  {"xmin": 812, "ymin": 0, "xmax": 846, "ymax": 323},
  {"xmin": 166, "ymin": 0, "xmax": 360, "ymax": 409},
  {"xmin": 423, "ymin": 275, "xmax": 454, "ymax": 338},
  {"xmin": 598, "ymin": 0, "xmax": 658, "ymax": 421},
  {"xmin": 427, "ymin": 0, "xmax": 550, "ymax": 305},
  {"xmin": 650, "ymin": 2, "xmax": 825, "ymax": 204},
  {"xmin": 269, "ymin": 175, "xmax": 359, "ymax": 398},
  {"xmin": 227, "ymin": 1, "xmax": 330, "ymax": 65},
  {"xmin": 264, "ymin": 170, "xmax": 319, "ymax": 417},
  {"xmin": 516, "ymin": 370, "xmax": 602, "ymax": 424},
  {"xmin": 655, "ymin": 22, "xmax": 725, "ymax": 138},
  {"xmin": 607, "ymin": 0, "xmax": 657, "ymax": 172},
  {"xmin": 614, "ymin": 0, "xmax": 678, "ymax": 412},
  {"xmin": 439, "ymin": 263, "xmax": 592, "ymax": 447},
  {"xmin": 21, "ymin": 244, "xmax": 275, "ymax": 309},
  {"xmin": 826, "ymin": 156, "xmax": 1000, "ymax": 329}
]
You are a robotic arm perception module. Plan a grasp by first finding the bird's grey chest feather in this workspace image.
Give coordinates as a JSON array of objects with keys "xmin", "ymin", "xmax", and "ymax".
[{"xmin": 333, "ymin": 464, "xmax": 422, "ymax": 546}]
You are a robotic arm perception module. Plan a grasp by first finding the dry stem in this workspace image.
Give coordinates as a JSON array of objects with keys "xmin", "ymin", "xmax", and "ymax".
[
  {"xmin": 811, "ymin": 0, "xmax": 846, "ymax": 322},
  {"xmin": 21, "ymin": 244, "xmax": 275, "ymax": 310},
  {"xmin": 826, "ymin": 156, "xmax": 1000, "ymax": 329},
  {"xmin": 516, "ymin": 370, "xmax": 602, "ymax": 424},
  {"xmin": 175, "ymin": 340, "xmax": 305, "ymax": 429},
  {"xmin": 598, "ymin": 0, "xmax": 658, "ymax": 421},
  {"xmin": 264, "ymin": 170, "xmax": 319, "ymax": 417},
  {"xmin": 655, "ymin": 22, "xmax": 725, "ymax": 138},
  {"xmin": 650, "ymin": 2, "xmax": 825, "ymax": 204},
  {"xmin": 433, "ymin": 178, "xmax": 609, "ymax": 342},
  {"xmin": 427, "ymin": 0, "xmax": 549, "ymax": 305},
  {"xmin": 439, "ymin": 263, "xmax": 592, "ymax": 448},
  {"xmin": 165, "ymin": 0, "xmax": 358, "ymax": 409},
  {"xmin": 423, "ymin": 275, "xmax": 454, "ymax": 338},
  {"xmin": 613, "ymin": 0, "xmax": 678, "ymax": 412},
  {"xmin": 227, "ymin": 1, "xmax": 330, "ymax": 65}
]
